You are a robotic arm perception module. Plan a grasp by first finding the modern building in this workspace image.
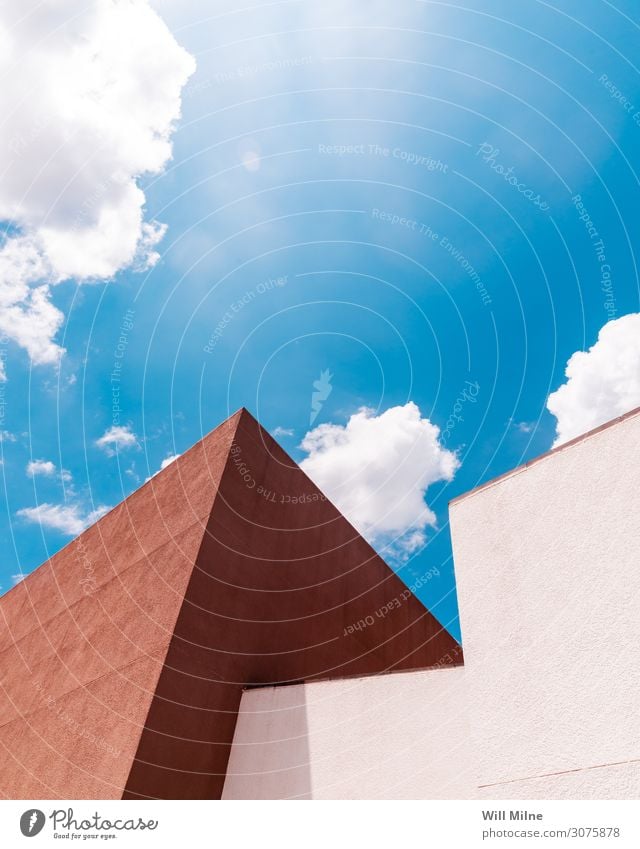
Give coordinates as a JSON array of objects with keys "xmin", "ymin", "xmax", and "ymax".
[
  {"xmin": 0, "ymin": 408, "xmax": 460, "ymax": 799},
  {"xmin": 1, "ymin": 407, "xmax": 638, "ymax": 799}
]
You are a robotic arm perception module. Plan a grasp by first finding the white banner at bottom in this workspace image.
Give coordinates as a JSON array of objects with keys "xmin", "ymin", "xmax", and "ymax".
[{"xmin": 0, "ymin": 800, "xmax": 638, "ymax": 848}]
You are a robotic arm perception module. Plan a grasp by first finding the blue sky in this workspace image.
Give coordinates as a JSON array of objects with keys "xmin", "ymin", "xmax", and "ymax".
[{"xmin": 2, "ymin": 0, "xmax": 640, "ymax": 642}]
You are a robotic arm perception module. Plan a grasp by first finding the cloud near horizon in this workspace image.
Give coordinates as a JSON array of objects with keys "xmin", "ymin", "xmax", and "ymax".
[
  {"xmin": 547, "ymin": 313, "xmax": 640, "ymax": 446},
  {"xmin": 299, "ymin": 402, "xmax": 459, "ymax": 564},
  {"xmin": 17, "ymin": 502, "xmax": 110, "ymax": 536},
  {"xmin": 0, "ymin": 0, "xmax": 195, "ymax": 377},
  {"xmin": 145, "ymin": 453, "xmax": 181, "ymax": 481}
]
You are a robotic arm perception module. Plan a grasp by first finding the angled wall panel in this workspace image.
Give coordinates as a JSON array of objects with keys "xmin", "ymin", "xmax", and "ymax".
[
  {"xmin": 222, "ymin": 666, "xmax": 469, "ymax": 799},
  {"xmin": 0, "ymin": 409, "xmax": 460, "ymax": 800},
  {"xmin": 123, "ymin": 410, "xmax": 461, "ymax": 799},
  {"xmin": 450, "ymin": 408, "xmax": 640, "ymax": 799},
  {"xmin": 0, "ymin": 409, "xmax": 239, "ymax": 798}
]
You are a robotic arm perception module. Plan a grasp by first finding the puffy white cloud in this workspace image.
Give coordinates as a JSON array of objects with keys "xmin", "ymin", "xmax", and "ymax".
[
  {"xmin": 26, "ymin": 459, "xmax": 56, "ymax": 477},
  {"xmin": 547, "ymin": 313, "xmax": 640, "ymax": 447},
  {"xmin": 26, "ymin": 458, "xmax": 73, "ymax": 483},
  {"xmin": 17, "ymin": 502, "xmax": 110, "ymax": 536},
  {"xmin": 0, "ymin": 0, "xmax": 195, "ymax": 372},
  {"xmin": 300, "ymin": 403, "xmax": 459, "ymax": 563},
  {"xmin": 95, "ymin": 425, "xmax": 138, "ymax": 456}
]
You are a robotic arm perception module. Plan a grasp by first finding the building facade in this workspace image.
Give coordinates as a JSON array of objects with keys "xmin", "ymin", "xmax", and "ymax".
[
  {"xmin": 224, "ymin": 408, "xmax": 640, "ymax": 799},
  {"xmin": 1, "ymin": 407, "xmax": 638, "ymax": 799}
]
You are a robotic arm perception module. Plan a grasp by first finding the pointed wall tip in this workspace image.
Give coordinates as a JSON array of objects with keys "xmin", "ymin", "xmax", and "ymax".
[{"xmin": 226, "ymin": 406, "xmax": 256, "ymax": 423}]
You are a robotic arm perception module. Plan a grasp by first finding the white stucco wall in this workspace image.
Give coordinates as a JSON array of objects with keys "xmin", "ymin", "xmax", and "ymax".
[
  {"xmin": 478, "ymin": 761, "xmax": 640, "ymax": 800},
  {"xmin": 222, "ymin": 666, "xmax": 469, "ymax": 799},
  {"xmin": 450, "ymin": 409, "xmax": 640, "ymax": 799},
  {"xmin": 223, "ymin": 411, "xmax": 640, "ymax": 799}
]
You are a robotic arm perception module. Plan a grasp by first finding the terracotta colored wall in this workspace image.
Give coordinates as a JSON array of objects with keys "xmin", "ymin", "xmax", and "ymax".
[
  {"xmin": 123, "ymin": 410, "xmax": 461, "ymax": 799},
  {"xmin": 0, "ymin": 409, "xmax": 459, "ymax": 800},
  {"xmin": 0, "ymin": 412, "xmax": 238, "ymax": 798}
]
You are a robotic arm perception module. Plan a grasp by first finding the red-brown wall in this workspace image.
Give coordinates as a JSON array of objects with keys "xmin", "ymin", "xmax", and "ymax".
[{"xmin": 0, "ymin": 409, "xmax": 461, "ymax": 800}]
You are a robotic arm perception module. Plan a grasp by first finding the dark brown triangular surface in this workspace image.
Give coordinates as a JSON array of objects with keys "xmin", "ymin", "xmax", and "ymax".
[
  {"xmin": 0, "ymin": 409, "xmax": 460, "ymax": 800},
  {"xmin": 123, "ymin": 409, "xmax": 461, "ymax": 799}
]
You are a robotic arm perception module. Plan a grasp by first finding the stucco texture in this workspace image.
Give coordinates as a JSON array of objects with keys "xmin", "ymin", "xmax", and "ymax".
[
  {"xmin": 223, "ymin": 410, "xmax": 640, "ymax": 800},
  {"xmin": 0, "ymin": 409, "xmax": 460, "ymax": 799},
  {"xmin": 223, "ymin": 666, "xmax": 469, "ymax": 799},
  {"xmin": 450, "ymin": 409, "xmax": 640, "ymax": 799}
]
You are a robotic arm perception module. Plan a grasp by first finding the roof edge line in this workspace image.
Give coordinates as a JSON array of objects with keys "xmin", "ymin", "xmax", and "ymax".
[{"xmin": 450, "ymin": 405, "xmax": 640, "ymax": 507}]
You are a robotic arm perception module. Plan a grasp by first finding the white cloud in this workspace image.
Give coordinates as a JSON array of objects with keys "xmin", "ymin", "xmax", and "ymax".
[
  {"xmin": 516, "ymin": 422, "xmax": 534, "ymax": 434},
  {"xmin": 26, "ymin": 458, "xmax": 73, "ymax": 483},
  {"xmin": 160, "ymin": 453, "xmax": 180, "ymax": 470},
  {"xmin": 17, "ymin": 502, "xmax": 110, "ymax": 536},
  {"xmin": 300, "ymin": 403, "xmax": 459, "ymax": 564},
  {"xmin": 0, "ymin": 0, "xmax": 195, "ymax": 372},
  {"xmin": 145, "ymin": 452, "xmax": 180, "ymax": 481},
  {"xmin": 508, "ymin": 419, "xmax": 534, "ymax": 435},
  {"xmin": 26, "ymin": 459, "xmax": 56, "ymax": 477},
  {"xmin": 125, "ymin": 465, "xmax": 139, "ymax": 480},
  {"xmin": 547, "ymin": 313, "xmax": 640, "ymax": 447},
  {"xmin": 272, "ymin": 426, "xmax": 294, "ymax": 438},
  {"xmin": 12, "ymin": 573, "xmax": 27, "ymax": 585},
  {"xmin": 96, "ymin": 425, "xmax": 138, "ymax": 456}
]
